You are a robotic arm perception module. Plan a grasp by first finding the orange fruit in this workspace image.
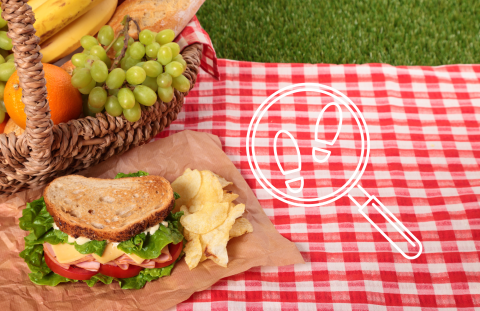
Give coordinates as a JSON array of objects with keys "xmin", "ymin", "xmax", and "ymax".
[{"xmin": 4, "ymin": 63, "xmax": 82, "ymax": 129}]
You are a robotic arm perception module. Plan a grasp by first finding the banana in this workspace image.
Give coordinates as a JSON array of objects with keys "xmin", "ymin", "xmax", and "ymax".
[
  {"xmin": 40, "ymin": 0, "xmax": 118, "ymax": 63},
  {"xmin": 28, "ymin": 0, "xmax": 48, "ymax": 11},
  {"xmin": 34, "ymin": 0, "xmax": 104, "ymax": 43}
]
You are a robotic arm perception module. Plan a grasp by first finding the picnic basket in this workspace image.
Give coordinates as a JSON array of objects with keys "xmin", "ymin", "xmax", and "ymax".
[{"xmin": 0, "ymin": 0, "xmax": 202, "ymax": 195}]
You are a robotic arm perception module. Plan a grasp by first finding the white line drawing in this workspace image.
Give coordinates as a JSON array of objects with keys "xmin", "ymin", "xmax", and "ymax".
[
  {"xmin": 246, "ymin": 83, "xmax": 423, "ymax": 260},
  {"xmin": 273, "ymin": 130, "xmax": 305, "ymax": 193}
]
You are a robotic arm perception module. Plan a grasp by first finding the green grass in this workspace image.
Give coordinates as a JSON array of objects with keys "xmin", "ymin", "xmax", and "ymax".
[{"xmin": 196, "ymin": 0, "xmax": 480, "ymax": 65}]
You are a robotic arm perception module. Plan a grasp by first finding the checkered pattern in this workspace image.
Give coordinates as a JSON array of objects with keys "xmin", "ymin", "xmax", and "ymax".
[
  {"xmin": 176, "ymin": 16, "xmax": 219, "ymax": 78},
  {"xmin": 165, "ymin": 20, "xmax": 480, "ymax": 310}
]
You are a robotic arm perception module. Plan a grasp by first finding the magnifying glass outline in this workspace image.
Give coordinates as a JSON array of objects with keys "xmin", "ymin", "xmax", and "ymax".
[{"xmin": 246, "ymin": 83, "xmax": 423, "ymax": 260}]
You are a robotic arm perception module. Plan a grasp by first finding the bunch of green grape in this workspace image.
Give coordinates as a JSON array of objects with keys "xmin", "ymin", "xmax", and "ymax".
[
  {"xmin": 0, "ymin": 8, "xmax": 14, "ymax": 126},
  {"xmin": 69, "ymin": 25, "xmax": 190, "ymax": 123}
]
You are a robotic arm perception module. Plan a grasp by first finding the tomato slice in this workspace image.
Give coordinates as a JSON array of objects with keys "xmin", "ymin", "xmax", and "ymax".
[
  {"xmin": 44, "ymin": 250, "xmax": 98, "ymax": 280},
  {"xmin": 155, "ymin": 242, "xmax": 183, "ymax": 268},
  {"xmin": 98, "ymin": 263, "xmax": 144, "ymax": 279}
]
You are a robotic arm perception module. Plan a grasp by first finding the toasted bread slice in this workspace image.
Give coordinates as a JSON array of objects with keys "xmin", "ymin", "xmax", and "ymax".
[{"xmin": 44, "ymin": 175, "xmax": 175, "ymax": 242}]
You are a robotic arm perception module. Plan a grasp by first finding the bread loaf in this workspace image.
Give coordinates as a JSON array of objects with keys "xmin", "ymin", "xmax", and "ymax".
[
  {"xmin": 108, "ymin": 0, "xmax": 205, "ymax": 38},
  {"xmin": 44, "ymin": 175, "xmax": 175, "ymax": 242}
]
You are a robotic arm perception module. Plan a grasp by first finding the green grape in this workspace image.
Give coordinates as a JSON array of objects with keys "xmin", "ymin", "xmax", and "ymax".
[
  {"xmin": 139, "ymin": 30, "xmax": 155, "ymax": 45},
  {"xmin": 128, "ymin": 37, "xmax": 134, "ymax": 46},
  {"xmin": 90, "ymin": 60, "xmax": 108, "ymax": 83},
  {"xmin": 113, "ymin": 36, "xmax": 125, "ymax": 51},
  {"xmin": 96, "ymin": 82, "xmax": 104, "ymax": 87},
  {"xmin": 0, "ymin": 100, "xmax": 5, "ymax": 112},
  {"xmin": 105, "ymin": 95, "xmax": 123, "ymax": 117},
  {"xmin": 72, "ymin": 67, "xmax": 80, "ymax": 76},
  {"xmin": 84, "ymin": 55, "xmax": 100, "ymax": 70},
  {"xmin": 104, "ymin": 57, "xmax": 112, "ymax": 69},
  {"xmin": 163, "ymin": 42, "xmax": 180, "ymax": 58},
  {"xmin": 88, "ymin": 103, "xmax": 104, "ymax": 114},
  {"xmin": 108, "ymin": 88, "xmax": 119, "ymax": 96},
  {"xmin": 90, "ymin": 45, "xmax": 108, "ymax": 62},
  {"xmin": 0, "ymin": 109, "xmax": 5, "ymax": 123},
  {"xmin": 0, "ymin": 62, "xmax": 15, "ymax": 81},
  {"xmin": 115, "ymin": 49, "xmax": 123, "ymax": 57},
  {"xmin": 120, "ymin": 57, "xmax": 127, "ymax": 69},
  {"xmin": 129, "ymin": 42, "xmax": 145, "ymax": 60},
  {"xmin": 78, "ymin": 78, "xmax": 96, "ymax": 94},
  {"xmin": 143, "ymin": 60, "xmax": 162, "ymax": 77},
  {"xmin": 135, "ymin": 62, "xmax": 145, "ymax": 68},
  {"xmin": 126, "ymin": 66, "xmax": 146, "ymax": 85},
  {"xmin": 80, "ymin": 35, "xmax": 98, "ymax": 50},
  {"xmin": 0, "ymin": 81, "xmax": 5, "ymax": 98},
  {"xmin": 157, "ymin": 86, "xmax": 174, "ymax": 102},
  {"xmin": 106, "ymin": 68, "xmax": 125, "ymax": 89},
  {"xmin": 0, "ymin": 54, "xmax": 4, "ymax": 65},
  {"xmin": 156, "ymin": 72, "xmax": 172, "ymax": 88},
  {"xmin": 133, "ymin": 85, "xmax": 157, "ymax": 106},
  {"xmin": 5, "ymin": 53, "xmax": 13, "ymax": 62},
  {"xmin": 71, "ymin": 53, "xmax": 87, "ymax": 67},
  {"xmin": 117, "ymin": 88, "xmax": 135, "ymax": 109},
  {"xmin": 145, "ymin": 42, "xmax": 160, "ymax": 58},
  {"xmin": 0, "ymin": 15, "xmax": 7, "ymax": 29},
  {"xmin": 82, "ymin": 49, "xmax": 90, "ymax": 55},
  {"xmin": 172, "ymin": 74, "xmax": 190, "ymax": 92},
  {"xmin": 121, "ymin": 57, "xmax": 138, "ymax": 71},
  {"xmin": 157, "ymin": 46, "xmax": 172, "ymax": 66},
  {"xmin": 6, "ymin": 58, "xmax": 13, "ymax": 63},
  {"xmin": 142, "ymin": 76, "xmax": 158, "ymax": 91},
  {"xmin": 88, "ymin": 86, "xmax": 107, "ymax": 108},
  {"xmin": 98, "ymin": 25, "xmax": 114, "ymax": 46},
  {"xmin": 155, "ymin": 29, "xmax": 175, "ymax": 45},
  {"xmin": 71, "ymin": 68, "xmax": 92, "ymax": 88},
  {"xmin": 123, "ymin": 101, "xmax": 141, "ymax": 122},
  {"xmin": 173, "ymin": 55, "xmax": 187, "ymax": 71},
  {"xmin": 0, "ymin": 32, "xmax": 12, "ymax": 50},
  {"xmin": 165, "ymin": 61, "xmax": 183, "ymax": 78}
]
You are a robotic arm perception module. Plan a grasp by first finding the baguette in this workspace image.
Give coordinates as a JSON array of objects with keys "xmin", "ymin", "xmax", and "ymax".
[
  {"xmin": 107, "ymin": 0, "xmax": 205, "ymax": 38},
  {"xmin": 44, "ymin": 175, "xmax": 175, "ymax": 242}
]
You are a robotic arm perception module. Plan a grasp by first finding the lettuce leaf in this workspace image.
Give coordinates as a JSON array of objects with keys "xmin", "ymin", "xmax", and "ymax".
[
  {"xmin": 19, "ymin": 198, "xmax": 53, "ymax": 239},
  {"xmin": 74, "ymin": 240, "xmax": 107, "ymax": 256},
  {"xmin": 118, "ymin": 211, "xmax": 184, "ymax": 259},
  {"xmin": 114, "ymin": 170, "xmax": 149, "ymax": 178},
  {"xmin": 84, "ymin": 273, "xmax": 115, "ymax": 287},
  {"xmin": 118, "ymin": 250, "xmax": 184, "ymax": 289}
]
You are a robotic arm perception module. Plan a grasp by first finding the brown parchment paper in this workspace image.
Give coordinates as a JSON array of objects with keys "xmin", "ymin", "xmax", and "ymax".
[{"xmin": 0, "ymin": 130, "xmax": 304, "ymax": 311}]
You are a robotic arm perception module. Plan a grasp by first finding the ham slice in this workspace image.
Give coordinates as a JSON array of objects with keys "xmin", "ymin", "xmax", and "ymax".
[
  {"xmin": 75, "ymin": 261, "xmax": 100, "ymax": 272},
  {"xmin": 114, "ymin": 254, "xmax": 156, "ymax": 269},
  {"xmin": 152, "ymin": 245, "xmax": 172, "ymax": 263}
]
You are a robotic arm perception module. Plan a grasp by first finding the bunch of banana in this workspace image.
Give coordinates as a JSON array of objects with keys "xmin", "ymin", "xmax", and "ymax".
[{"xmin": 27, "ymin": 0, "xmax": 117, "ymax": 63}]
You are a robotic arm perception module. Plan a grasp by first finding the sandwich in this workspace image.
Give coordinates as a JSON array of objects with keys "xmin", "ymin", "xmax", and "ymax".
[{"xmin": 19, "ymin": 171, "xmax": 184, "ymax": 289}]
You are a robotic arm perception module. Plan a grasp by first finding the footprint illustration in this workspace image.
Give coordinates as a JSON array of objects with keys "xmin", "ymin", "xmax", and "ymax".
[
  {"xmin": 274, "ymin": 102, "xmax": 343, "ymax": 194},
  {"xmin": 312, "ymin": 102, "xmax": 343, "ymax": 163},
  {"xmin": 273, "ymin": 130, "xmax": 304, "ymax": 193}
]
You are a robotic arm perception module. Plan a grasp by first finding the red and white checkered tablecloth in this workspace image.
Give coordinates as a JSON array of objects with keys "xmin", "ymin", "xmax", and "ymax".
[{"xmin": 163, "ymin": 17, "xmax": 480, "ymax": 310}]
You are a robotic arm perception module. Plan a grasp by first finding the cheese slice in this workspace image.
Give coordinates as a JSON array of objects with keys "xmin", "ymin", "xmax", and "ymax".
[
  {"xmin": 125, "ymin": 252, "xmax": 146, "ymax": 264},
  {"xmin": 92, "ymin": 243, "xmax": 125, "ymax": 264},
  {"xmin": 51, "ymin": 243, "xmax": 87, "ymax": 263}
]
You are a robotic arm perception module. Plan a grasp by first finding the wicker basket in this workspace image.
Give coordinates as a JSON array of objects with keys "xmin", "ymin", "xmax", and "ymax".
[{"xmin": 0, "ymin": 0, "xmax": 202, "ymax": 194}]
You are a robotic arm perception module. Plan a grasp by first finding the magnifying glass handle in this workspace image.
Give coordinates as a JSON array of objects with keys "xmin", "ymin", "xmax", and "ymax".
[{"xmin": 348, "ymin": 185, "xmax": 423, "ymax": 260}]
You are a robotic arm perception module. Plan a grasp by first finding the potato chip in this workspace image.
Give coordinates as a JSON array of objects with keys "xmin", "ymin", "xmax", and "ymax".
[
  {"xmin": 181, "ymin": 202, "xmax": 229, "ymax": 234},
  {"xmin": 184, "ymin": 234, "xmax": 202, "ymax": 270},
  {"xmin": 200, "ymin": 203, "xmax": 245, "ymax": 267},
  {"xmin": 222, "ymin": 190, "xmax": 239, "ymax": 204},
  {"xmin": 188, "ymin": 171, "xmax": 223, "ymax": 210},
  {"xmin": 171, "ymin": 169, "xmax": 202, "ymax": 208},
  {"xmin": 229, "ymin": 217, "xmax": 253, "ymax": 240},
  {"xmin": 211, "ymin": 172, "xmax": 233, "ymax": 188}
]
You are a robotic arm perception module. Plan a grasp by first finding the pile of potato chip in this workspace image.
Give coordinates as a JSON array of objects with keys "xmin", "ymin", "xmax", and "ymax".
[{"xmin": 171, "ymin": 169, "xmax": 253, "ymax": 269}]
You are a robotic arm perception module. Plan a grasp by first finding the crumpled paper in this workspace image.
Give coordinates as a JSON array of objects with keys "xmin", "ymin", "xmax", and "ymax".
[{"xmin": 0, "ymin": 130, "xmax": 304, "ymax": 311}]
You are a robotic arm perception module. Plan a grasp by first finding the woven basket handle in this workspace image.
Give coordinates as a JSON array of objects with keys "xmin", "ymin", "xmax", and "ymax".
[{"xmin": 2, "ymin": 0, "xmax": 53, "ymax": 162}]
